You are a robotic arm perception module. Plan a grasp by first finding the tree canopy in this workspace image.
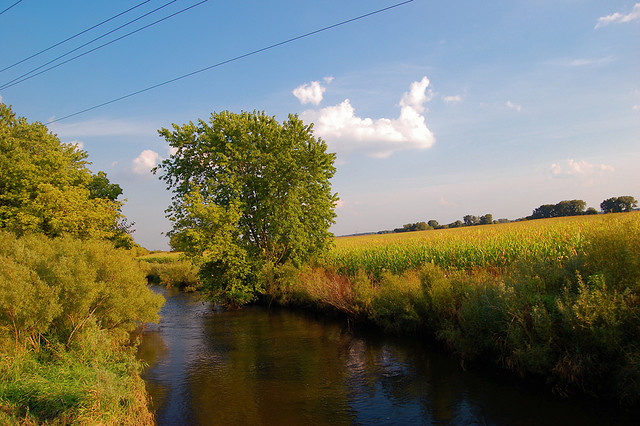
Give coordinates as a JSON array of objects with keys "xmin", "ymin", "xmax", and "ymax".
[
  {"xmin": 601, "ymin": 196, "xmax": 638, "ymax": 213},
  {"xmin": 0, "ymin": 104, "xmax": 132, "ymax": 246},
  {"xmin": 530, "ymin": 200, "xmax": 587, "ymax": 219},
  {"xmin": 155, "ymin": 110, "xmax": 338, "ymax": 305}
]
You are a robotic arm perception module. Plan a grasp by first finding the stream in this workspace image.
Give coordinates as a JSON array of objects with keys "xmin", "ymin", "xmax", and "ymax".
[{"xmin": 137, "ymin": 286, "xmax": 634, "ymax": 425}]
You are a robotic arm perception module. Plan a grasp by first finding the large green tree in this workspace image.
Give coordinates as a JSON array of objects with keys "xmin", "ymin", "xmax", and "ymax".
[
  {"xmin": 0, "ymin": 104, "xmax": 132, "ymax": 246},
  {"xmin": 155, "ymin": 110, "xmax": 338, "ymax": 305}
]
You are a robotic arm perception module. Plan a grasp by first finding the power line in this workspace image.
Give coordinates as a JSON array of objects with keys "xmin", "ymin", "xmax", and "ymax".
[
  {"xmin": 45, "ymin": 0, "xmax": 414, "ymax": 125},
  {"xmin": 0, "ymin": 0, "xmax": 153, "ymax": 74},
  {"xmin": 1, "ymin": 0, "xmax": 186, "ymax": 89},
  {"xmin": 0, "ymin": 0, "xmax": 24, "ymax": 16}
]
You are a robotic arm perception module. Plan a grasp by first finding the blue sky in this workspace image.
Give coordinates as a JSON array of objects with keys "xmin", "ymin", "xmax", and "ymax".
[{"xmin": 1, "ymin": 0, "xmax": 638, "ymax": 250}]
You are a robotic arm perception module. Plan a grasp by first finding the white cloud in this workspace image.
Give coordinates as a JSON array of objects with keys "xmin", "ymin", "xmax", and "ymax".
[
  {"xmin": 633, "ymin": 105, "xmax": 640, "ymax": 112},
  {"xmin": 293, "ymin": 78, "xmax": 332, "ymax": 105},
  {"xmin": 550, "ymin": 159, "xmax": 614, "ymax": 178},
  {"xmin": 443, "ymin": 95, "xmax": 462, "ymax": 104},
  {"xmin": 132, "ymin": 150, "xmax": 161, "ymax": 175},
  {"xmin": 48, "ymin": 118, "xmax": 157, "ymax": 138},
  {"xmin": 506, "ymin": 100, "xmax": 522, "ymax": 112},
  {"xmin": 595, "ymin": 3, "xmax": 640, "ymax": 28},
  {"xmin": 399, "ymin": 76, "xmax": 433, "ymax": 113},
  {"xmin": 301, "ymin": 76, "xmax": 435, "ymax": 159}
]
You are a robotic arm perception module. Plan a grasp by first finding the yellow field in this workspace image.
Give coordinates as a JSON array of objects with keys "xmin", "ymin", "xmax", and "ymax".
[{"xmin": 327, "ymin": 212, "xmax": 640, "ymax": 277}]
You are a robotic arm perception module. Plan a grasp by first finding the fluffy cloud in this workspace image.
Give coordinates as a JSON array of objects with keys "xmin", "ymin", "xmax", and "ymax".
[
  {"xmin": 132, "ymin": 149, "xmax": 160, "ymax": 175},
  {"xmin": 293, "ymin": 78, "xmax": 333, "ymax": 105},
  {"xmin": 595, "ymin": 3, "xmax": 640, "ymax": 28},
  {"xmin": 551, "ymin": 159, "xmax": 614, "ymax": 178},
  {"xmin": 301, "ymin": 76, "xmax": 435, "ymax": 158}
]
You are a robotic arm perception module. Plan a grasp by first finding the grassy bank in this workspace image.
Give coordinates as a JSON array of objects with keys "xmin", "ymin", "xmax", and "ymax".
[
  {"xmin": 0, "ymin": 232, "xmax": 164, "ymax": 424},
  {"xmin": 264, "ymin": 212, "xmax": 640, "ymax": 406},
  {"xmin": 138, "ymin": 252, "xmax": 201, "ymax": 292}
]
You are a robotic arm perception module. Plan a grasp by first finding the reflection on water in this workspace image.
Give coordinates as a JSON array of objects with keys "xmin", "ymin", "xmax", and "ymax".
[{"xmin": 139, "ymin": 286, "xmax": 635, "ymax": 425}]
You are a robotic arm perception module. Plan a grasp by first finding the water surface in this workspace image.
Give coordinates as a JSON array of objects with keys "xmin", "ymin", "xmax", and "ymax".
[{"xmin": 138, "ymin": 286, "xmax": 634, "ymax": 425}]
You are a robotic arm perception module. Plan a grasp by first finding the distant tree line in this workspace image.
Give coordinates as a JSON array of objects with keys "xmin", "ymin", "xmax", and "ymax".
[
  {"xmin": 528, "ymin": 196, "xmax": 637, "ymax": 219},
  {"xmin": 380, "ymin": 195, "xmax": 637, "ymax": 234},
  {"xmin": 380, "ymin": 213, "xmax": 506, "ymax": 234}
]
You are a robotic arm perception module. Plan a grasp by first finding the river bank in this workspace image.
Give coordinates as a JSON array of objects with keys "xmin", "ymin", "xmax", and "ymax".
[
  {"xmin": 262, "ymin": 213, "xmax": 640, "ymax": 407},
  {"xmin": 0, "ymin": 233, "xmax": 164, "ymax": 424}
]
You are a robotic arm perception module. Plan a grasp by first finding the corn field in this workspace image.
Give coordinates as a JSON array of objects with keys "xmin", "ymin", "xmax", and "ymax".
[{"xmin": 325, "ymin": 213, "xmax": 638, "ymax": 278}]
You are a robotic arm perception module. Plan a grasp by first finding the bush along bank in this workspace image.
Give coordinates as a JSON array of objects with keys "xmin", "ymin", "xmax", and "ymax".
[
  {"xmin": 0, "ymin": 231, "xmax": 164, "ymax": 424},
  {"xmin": 262, "ymin": 214, "xmax": 640, "ymax": 407}
]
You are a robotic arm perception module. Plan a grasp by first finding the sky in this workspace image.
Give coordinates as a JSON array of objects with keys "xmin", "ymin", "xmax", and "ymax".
[{"xmin": 1, "ymin": 0, "xmax": 638, "ymax": 250}]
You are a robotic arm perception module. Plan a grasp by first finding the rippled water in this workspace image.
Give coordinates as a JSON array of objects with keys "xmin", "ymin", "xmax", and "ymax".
[{"xmin": 138, "ymin": 286, "xmax": 635, "ymax": 425}]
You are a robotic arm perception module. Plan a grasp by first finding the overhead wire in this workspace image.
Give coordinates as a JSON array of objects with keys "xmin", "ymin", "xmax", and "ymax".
[
  {"xmin": 1, "ymin": 0, "xmax": 189, "ymax": 89},
  {"xmin": 0, "ymin": 0, "xmax": 24, "ymax": 16},
  {"xmin": 44, "ymin": 0, "xmax": 414, "ymax": 125},
  {"xmin": 0, "ymin": 0, "xmax": 153, "ymax": 74}
]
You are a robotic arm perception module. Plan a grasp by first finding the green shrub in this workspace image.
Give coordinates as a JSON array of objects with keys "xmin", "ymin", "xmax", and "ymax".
[
  {"xmin": 0, "ymin": 231, "xmax": 163, "ymax": 423},
  {"xmin": 367, "ymin": 271, "xmax": 425, "ymax": 333}
]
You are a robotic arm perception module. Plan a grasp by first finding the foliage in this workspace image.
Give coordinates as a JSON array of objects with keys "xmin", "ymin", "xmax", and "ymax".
[
  {"xmin": 141, "ymin": 258, "xmax": 201, "ymax": 292},
  {"xmin": 600, "ymin": 196, "xmax": 638, "ymax": 213},
  {"xmin": 531, "ymin": 199, "xmax": 587, "ymax": 219},
  {"xmin": 0, "ymin": 231, "xmax": 164, "ymax": 423},
  {"xmin": 393, "ymin": 222, "xmax": 431, "ymax": 233},
  {"xmin": 0, "ymin": 104, "xmax": 133, "ymax": 247},
  {"xmin": 155, "ymin": 110, "xmax": 338, "ymax": 306},
  {"xmin": 0, "ymin": 231, "xmax": 164, "ymax": 349}
]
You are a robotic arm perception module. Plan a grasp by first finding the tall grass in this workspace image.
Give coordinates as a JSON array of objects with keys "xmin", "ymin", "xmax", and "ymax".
[{"xmin": 265, "ymin": 212, "xmax": 640, "ymax": 406}]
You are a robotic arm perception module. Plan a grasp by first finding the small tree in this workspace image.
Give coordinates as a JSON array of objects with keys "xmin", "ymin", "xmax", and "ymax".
[
  {"xmin": 463, "ymin": 215, "xmax": 479, "ymax": 226},
  {"xmin": 155, "ymin": 110, "xmax": 338, "ymax": 306},
  {"xmin": 479, "ymin": 214, "xmax": 493, "ymax": 225}
]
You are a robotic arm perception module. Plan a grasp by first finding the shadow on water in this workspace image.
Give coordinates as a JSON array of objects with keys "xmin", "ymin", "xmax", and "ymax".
[{"xmin": 138, "ymin": 286, "xmax": 637, "ymax": 425}]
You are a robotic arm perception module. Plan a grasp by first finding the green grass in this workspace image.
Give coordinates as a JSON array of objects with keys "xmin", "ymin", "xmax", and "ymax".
[
  {"xmin": 137, "ymin": 251, "xmax": 183, "ymax": 264},
  {"xmin": 0, "ymin": 328, "xmax": 154, "ymax": 425}
]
